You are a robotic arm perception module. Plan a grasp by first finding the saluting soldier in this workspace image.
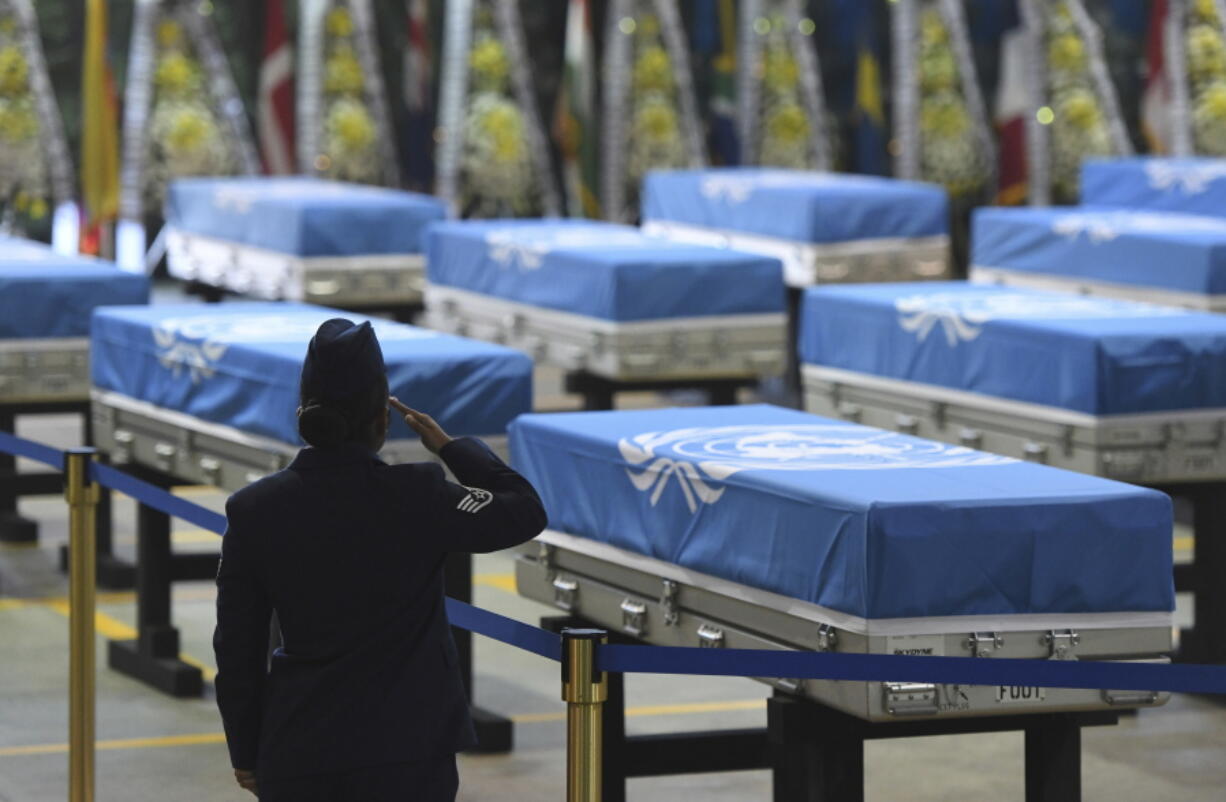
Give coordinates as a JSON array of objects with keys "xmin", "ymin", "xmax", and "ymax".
[{"xmin": 213, "ymin": 318, "xmax": 547, "ymax": 801}]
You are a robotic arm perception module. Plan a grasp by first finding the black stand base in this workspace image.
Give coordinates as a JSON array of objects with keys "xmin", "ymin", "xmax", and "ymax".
[
  {"xmin": 466, "ymin": 706, "xmax": 514, "ymax": 754},
  {"xmin": 0, "ymin": 511, "xmax": 38, "ymax": 544},
  {"xmin": 108, "ymin": 638, "xmax": 204, "ymax": 698}
]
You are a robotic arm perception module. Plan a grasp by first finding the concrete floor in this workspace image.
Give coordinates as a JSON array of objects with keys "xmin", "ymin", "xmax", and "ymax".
[{"xmin": 2, "ymin": 290, "xmax": 1225, "ymax": 800}]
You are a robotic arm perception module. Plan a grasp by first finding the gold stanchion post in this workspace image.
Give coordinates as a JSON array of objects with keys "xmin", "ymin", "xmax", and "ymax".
[
  {"xmin": 561, "ymin": 628, "xmax": 608, "ymax": 802},
  {"xmin": 65, "ymin": 448, "xmax": 99, "ymax": 802}
]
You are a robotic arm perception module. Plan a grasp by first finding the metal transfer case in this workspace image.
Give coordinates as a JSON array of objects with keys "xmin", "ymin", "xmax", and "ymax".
[
  {"xmin": 0, "ymin": 339, "xmax": 90, "ymax": 403},
  {"xmin": 515, "ymin": 530, "xmax": 1172, "ymax": 723},
  {"xmin": 802, "ymin": 364, "xmax": 1226, "ymax": 485},
  {"xmin": 165, "ymin": 228, "xmax": 428, "ymax": 308},
  {"xmin": 163, "ymin": 177, "xmax": 447, "ymax": 308},
  {"xmin": 424, "ymin": 285, "xmax": 785, "ymax": 382},
  {"xmin": 640, "ymin": 168, "xmax": 952, "ymax": 288},
  {"xmin": 89, "ymin": 388, "xmax": 506, "ymax": 494},
  {"xmin": 423, "ymin": 220, "xmax": 788, "ymax": 382}
]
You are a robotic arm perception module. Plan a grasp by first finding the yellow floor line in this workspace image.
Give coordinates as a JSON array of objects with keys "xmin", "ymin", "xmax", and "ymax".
[
  {"xmin": 0, "ymin": 732, "xmax": 227, "ymax": 758},
  {"xmin": 115, "ymin": 529, "xmax": 221, "ymax": 547},
  {"xmin": 0, "ymin": 700, "xmax": 767, "ymax": 757},
  {"xmin": 475, "ymin": 572, "xmax": 516, "ymax": 594},
  {"xmin": 180, "ymin": 653, "xmax": 218, "ymax": 683},
  {"xmin": 1174, "ymin": 535, "xmax": 1194, "ymax": 552},
  {"xmin": 172, "ymin": 486, "xmax": 222, "ymax": 498}
]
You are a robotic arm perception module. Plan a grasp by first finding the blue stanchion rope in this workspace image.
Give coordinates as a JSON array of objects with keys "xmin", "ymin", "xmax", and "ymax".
[
  {"xmin": 596, "ymin": 643, "xmax": 1226, "ymax": 695},
  {"xmin": 446, "ymin": 597, "xmax": 562, "ymax": 662},
  {"xmin": 6, "ymin": 428, "xmax": 1226, "ymax": 696},
  {"xmin": 90, "ymin": 462, "xmax": 228, "ymax": 535},
  {"xmin": 0, "ymin": 430, "xmax": 65, "ymax": 469}
]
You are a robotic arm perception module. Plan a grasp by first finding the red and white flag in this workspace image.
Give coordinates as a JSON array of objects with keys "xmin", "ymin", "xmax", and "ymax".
[
  {"xmin": 258, "ymin": 0, "xmax": 295, "ymax": 175},
  {"xmin": 1141, "ymin": 0, "xmax": 1173, "ymax": 152},
  {"xmin": 995, "ymin": 24, "xmax": 1029, "ymax": 205}
]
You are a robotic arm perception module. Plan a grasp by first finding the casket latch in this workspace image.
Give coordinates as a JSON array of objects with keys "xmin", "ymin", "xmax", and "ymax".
[
  {"xmin": 816, "ymin": 624, "xmax": 838, "ymax": 652},
  {"xmin": 697, "ymin": 623, "xmax": 725, "ymax": 648},
  {"xmin": 965, "ymin": 632, "xmax": 1003, "ymax": 658},
  {"xmin": 660, "ymin": 579, "xmax": 680, "ymax": 626},
  {"xmin": 1043, "ymin": 629, "xmax": 1080, "ymax": 661},
  {"xmin": 619, "ymin": 598, "xmax": 648, "ymax": 637},
  {"xmin": 551, "ymin": 576, "xmax": 578, "ymax": 612}
]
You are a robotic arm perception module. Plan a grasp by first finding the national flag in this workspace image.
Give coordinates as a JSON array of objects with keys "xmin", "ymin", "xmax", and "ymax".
[
  {"xmin": 258, "ymin": 0, "xmax": 295, "ymax": 175},
  {"xmin": 1141, "ymin": 0, "xmax": 1172, "ymax": 153},
  {"xmin": 995, "ymin": 23, "xmax": 1029, "ymax": 204},
  {"xmin": 403, "ymin": 0, "xmax": 435, "ymax": 190},
  {"xmin": 553, "ymin": 0, "xmax": 600, "ymax": 217},
  {"xmin": 852, "ymin": 18, "xmax": 888, "ymax": 176},
  {"xmin": 80, "ymin": 0, "xmax": 119, "ymax": 255}
]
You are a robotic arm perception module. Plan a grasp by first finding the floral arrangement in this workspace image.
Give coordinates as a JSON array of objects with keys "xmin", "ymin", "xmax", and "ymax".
[
  {"xmin": 0, "ymin": 14, "xmax": 49, "ymax": 224},
  {"xmin": 459, "ymin": 5, "xmax": 541, "ymax": 217},
  {"xmin": 1187, "ymin": 0, "xmax": 1226, "ymax": 154},
  {"xmin": 1043, "ymin": 2, "xmax": 1113, "ymax": 202},
  {"xmin": 145, "ymin": 16, "xmax": 237, "ymax": 211},
  {"xmin": 621, "ymin": 9, "xmax": 687, "ymax": 208},
  {"xmin": 756, "ymin": 13, "xmax": 815, "ymax": 168},
  {"xmin": 915, "ymin": 5, "xmax": 988, "ymax": 197},
  {"xmin": 317, "ymin": 4, "xmax": 380, "ymax": 183}
]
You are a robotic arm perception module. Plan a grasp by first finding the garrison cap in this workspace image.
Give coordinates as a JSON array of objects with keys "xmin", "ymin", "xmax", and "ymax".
[{"xmin": 300, "ymin": 318, "xmax": 386, "ymax": 400}]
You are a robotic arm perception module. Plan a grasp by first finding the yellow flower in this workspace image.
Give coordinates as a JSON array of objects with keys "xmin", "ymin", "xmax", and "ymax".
[
  {"xmin": 325, "ymin": 48, "xmax": 365, "ymax": 95},
  {"xmin": 920, "ymin": 10, "xmax": 948, "ymax": 46},
  {"xmin": 0, "ymin": 47, "xmax": 28, "ymax": 97},
  {"xmin": 157, "ymin": 20, "xmax": 183, "ymax": 49},
  {"xmin": 0, "ymin": 101, "xmax": 37, "ymax": 140},
  {"xmin": 155, "ymin": 53, "xmax": 197, "ymax": 95},
  {"xmin": 1049, "ymin": 34, "xmax": 1086, "ymax": 73},
  {"xmin": 633, "ymin": 45, "xmax": 673, "ymax": 93},
  {"xmin": 165, "ymin": 107, "xmax": 213, "ymax": 153},
  {"xmin": 328, "ymin": 99, "xmax": 376, "ymax": 151},
  {"xmin": 1196, "ymin": 81, "xmax": 1226, "ymax": 120},
  {"xmin": 920, "ymin": 49, "xmax": 958, "ymax": 92},
  {"xmin": 1057, "ymin": 88, "xmax": 1103, "ymax": 131},
  {"xmin": 326, "ymin": 7, "xmax": 354, "ymax": 38},
  {"xmin": 469, "ymin": 37, "xmax": 509, "ymax": 91},
  {"xmin": 763, "ymin": 48, "xmax": 799, "ymax": 93},
  {"xmin": 637, "ymin": 14, "xmax": 661, "ymax": 38},
  {"xmin": 29, "ymin": 197, "xmax": 47, "ymax": 220},
  {"xmin": 765, "ymin": 102, "xmax": 810, "ymax": 144},
  {"xmin": 635, "ymin": 100, "xmax": 679, "ymax": 141},
  {"xmin": 478, "ymin": 103, "xmax": 526, "ymax": 164},
  {"xmin": 1188, "ymin": 25, "xmax": 1226, "ymax": 83},
  {"xmin": 1193, "ymin": 0, "xmax": 1220, "ymax": 24},
  {"xmin": 921, "ymin": 94, "xmax": 971, "ymax": 137}
]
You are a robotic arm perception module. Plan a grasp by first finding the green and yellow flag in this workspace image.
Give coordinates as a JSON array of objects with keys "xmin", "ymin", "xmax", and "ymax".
[{"xmin": 80, "ymin": 0, "xmax": 119, "ymax": 252}]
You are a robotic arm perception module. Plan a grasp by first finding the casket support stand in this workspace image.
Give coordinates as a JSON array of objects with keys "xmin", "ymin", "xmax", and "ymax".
[{"xmin": 542, "ymin": 616, "xmax": 1117, "ymax": 802}]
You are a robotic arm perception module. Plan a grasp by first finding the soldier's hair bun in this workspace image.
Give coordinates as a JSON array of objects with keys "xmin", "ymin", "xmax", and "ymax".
[{"xmin": 299, "ymin": 401, "xmax": 350, "ymax": 449}]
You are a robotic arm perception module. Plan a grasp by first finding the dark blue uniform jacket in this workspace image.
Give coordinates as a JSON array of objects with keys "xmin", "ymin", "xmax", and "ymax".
[{"xmin": 213, "ymin": 437, "xmax": 547, "ymax": 781}]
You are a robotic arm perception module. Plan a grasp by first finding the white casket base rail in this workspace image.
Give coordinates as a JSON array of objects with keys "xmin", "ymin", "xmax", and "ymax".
[
  {"xmin": 424, "ymin": 285, "xmax": 785, "ymax": 382},
  {"xmin": 165, "ymin": 228, "xmax": 427, "ymax": 307},
  {"xmin": 516, "ymin": 530, "xmax": 1171, "ymax": 722},
  {"xmin": 802, "ymin": 364, "xmax": 1226, "ymax": 484}
]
